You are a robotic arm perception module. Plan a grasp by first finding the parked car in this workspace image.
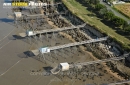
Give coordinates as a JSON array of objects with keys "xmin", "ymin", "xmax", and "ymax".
[{"xmin": 107, "ymin": 2, "xmax": 112, "ymax": 6}]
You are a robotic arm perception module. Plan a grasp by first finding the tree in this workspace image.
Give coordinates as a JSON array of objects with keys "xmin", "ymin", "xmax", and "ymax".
[
  {"xmin": 99, "ymin": 8, "xmax": 108, "ymax": 15},
  {"xmin": 84, "ymin": 0, "xmax": 90, "ymax": 4},
  {"xmin": 95, "ymin": 4, "xmax": 105, "ymax": 11},
  {"xmin": 112, "ymin": 16, "xmax": 125, "ymax": 27},
  {"xmin": 94, "ymin": 0, "xmax": 100, "ymax": 5},
  {"xmin": 54, "ymin": 0, "xmax": 61, "ymax": 2},
  {"xmin": 104, "ymin": 11, "xmax": 115, "ymax": 21},
  {"xmin": 124, "ymin": 25, "xmax": 130, "ymax": 33},
  {"xmin": 123, "ymin": 21, "xmax": 129, "ymax": 30},
  {"xmin": 89, "ymin": 0, "xmax": 99, "ymax": 5}
]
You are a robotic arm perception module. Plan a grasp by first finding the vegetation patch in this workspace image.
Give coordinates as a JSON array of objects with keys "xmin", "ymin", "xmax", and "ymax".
[{"xmin": 62, "ymin": 0, "xmax": 130, "ymax": 51}]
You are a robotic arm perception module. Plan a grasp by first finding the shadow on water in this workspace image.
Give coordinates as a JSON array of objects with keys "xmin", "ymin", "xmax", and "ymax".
[
  {"xmin": 17, "ymin": 51, "xmax": 35, "ymax": 58},
  {"xmin": 8, "ymin": 35, "xmax": 32, "ymax": 45},
  {"xmin": 17, "ymin": 53, "xmax": 28, "ymax": 58},
  {"xmin": 0, "ymin": 18, "xmax": 14, "ymax": 23},
  {"xmin": 12, "ymin": 35, "xmax": 32, "ymax": 44},
  {"xmin": 23, "ymin": 51, "xmax": 35, "ymax": 57},
  {"xmin": 8, "ymin": 35, "xmax": 16, "ymax": 40},
  {"xmin": 8, "ymin": 35, "xmax": 30, "ymax": 44},
  {"xmin": 8, "ymin": 35, "xmax": 25, "ymax": 40},
  {"xmin": 12, "ymin": 35, "xmax": 25, "ymax": 40},
  {"xmin": 23, "ymin": 50, "xmax": 47, "ymax": 64}
]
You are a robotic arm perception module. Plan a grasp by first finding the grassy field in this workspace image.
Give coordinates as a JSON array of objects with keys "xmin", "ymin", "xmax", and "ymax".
[
  {"xmin": 62, "ymin": 0, "xmax": 130, "ymax": 50},
  {"xmin": 114, "ymin": 4, "xmax": 130, "ymax": 18}
]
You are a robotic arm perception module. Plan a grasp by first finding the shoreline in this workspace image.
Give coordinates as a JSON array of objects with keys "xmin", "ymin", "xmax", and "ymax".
[{"xmin": 47, "ymin": 17, "xmax": 125, "ymax": 81}]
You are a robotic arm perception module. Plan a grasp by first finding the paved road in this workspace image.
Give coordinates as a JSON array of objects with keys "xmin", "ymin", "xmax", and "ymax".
[{"xmin": 100, "ymin": 0, "xmax": 130, "ymax": 24}]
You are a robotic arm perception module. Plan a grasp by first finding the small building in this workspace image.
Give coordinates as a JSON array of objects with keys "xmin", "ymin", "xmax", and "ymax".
[
  {"xmin": 26, "ymin": 30, "xmax": 35, "ymax": 36},
  {"xmin": 59, "ymin": 62, "xmax": 69, "ymax": 71},
  {"xmin": 14, "ymin": 12, "xmax": 22, "ymax": 18},
  {"xmin": 39, "ymin": 47, "xmax": 50, "ymax": 54}
]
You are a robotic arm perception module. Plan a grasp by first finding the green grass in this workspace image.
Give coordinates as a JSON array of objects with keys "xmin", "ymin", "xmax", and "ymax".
[{"xmin": 62, "ymin": 0, "xmax": 130, "ymax": 50}]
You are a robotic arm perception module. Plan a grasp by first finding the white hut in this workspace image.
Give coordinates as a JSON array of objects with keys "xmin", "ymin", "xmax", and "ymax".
[
  {"xmin": 59, "ymin": 62, "xmax": 69, "ymax": 71},
  {"xmin": 14, "ymin": 12, "xmax": 22, "ymax": 18},
  {"xmin": 26, "ymin": 30, "xmax": 35, "ymax": 36},
  {"xmin": 39, "ymin": 47, "xmax": 50, "ymax": 54}
]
